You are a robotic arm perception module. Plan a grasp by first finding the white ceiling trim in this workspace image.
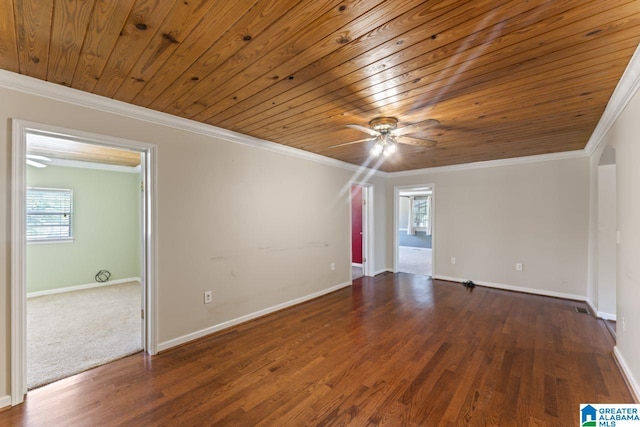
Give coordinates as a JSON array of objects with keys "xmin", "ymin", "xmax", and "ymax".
[
  {"xmin": 387, "ymin": 44, "xmax": 640, "ymax": 179},
  {"xmin": 584, "ymin": 43, "xmax": 640, "ymax": 155},
  {"xmin": 34, "ymin": 158, "xmax": 142, "ymax": 173},
  {"xmin": 386, "ymin": 150, "xmax": 587, "ymax": 178},
  {"xmin": 1, "ymin": 68, "xmax": 625, "ymax": 178},
  {"xmin": 0, "ymin": 70, "xmax": 372, "ymax": 176}
]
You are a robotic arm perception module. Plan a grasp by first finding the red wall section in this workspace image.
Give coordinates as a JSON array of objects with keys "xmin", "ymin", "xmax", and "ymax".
[{"xmin": 351, "ymin": 185, "xmax": 363, "ymax": 264}]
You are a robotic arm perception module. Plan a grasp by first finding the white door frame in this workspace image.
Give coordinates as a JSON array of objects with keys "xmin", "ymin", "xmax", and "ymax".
[
  {"xmin": 350, "ymin": 182, "xmax": 375, "ymax": 278},
  {"xmin": 393, "ymin": 183, "xmax": 435, "ymax": 275},
  {"xmin": 10, "ymin": 119, "xmax": 158, "ymax": 405},
  {"xmin": 596, "ymin": 163, "xmax": 617, "ymax": 320}
]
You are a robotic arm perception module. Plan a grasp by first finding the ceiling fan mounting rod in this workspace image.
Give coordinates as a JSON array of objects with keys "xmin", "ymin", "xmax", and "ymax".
[{"xmin": 369, "ymin": 117, "xmax": 398, "ymax": 133}]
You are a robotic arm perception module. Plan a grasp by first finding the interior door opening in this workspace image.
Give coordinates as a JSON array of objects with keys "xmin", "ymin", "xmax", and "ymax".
[
  {"xmin": 11, "ymin": 120, "xmax": 157, "ymax": 405},
  {"xmin": 395, "ymin": 185, "xmax": 434, "ymax": 277},
  {"xmin": 597, "ymin": 145, "xmax": 617, "ymax": 337},
  {"xmin": 25, "ymin": 133, "xmax": 144, "ymax": 391},
  {"xmin": 349, "ymin": 183, "xmax": 374, "ymax": 280},
  {"xmin": 351, "ymin": 185, "xmax": 364, "ymax": 280}
]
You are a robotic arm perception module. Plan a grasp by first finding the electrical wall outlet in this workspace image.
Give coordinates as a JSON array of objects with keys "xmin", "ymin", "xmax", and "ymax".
[
  {"xmin": 204, "ymin": 291, "xmax": 212, "ymax": 304},
  {"xmin": 451, "ymin": 257, "xmax": 456, "ymax": 264},
  {"xmin": 331, "ymin": 262, "xmax": 336, "ymax": 271},
  {"xmin": 516, "ymin": 263, "xmax": 523, "ymax": 271}
]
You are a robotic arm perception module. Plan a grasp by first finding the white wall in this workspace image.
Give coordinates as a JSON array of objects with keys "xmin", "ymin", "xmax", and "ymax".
[
  {"xmin": 596, "ymin": 164, "xmax": 617, "ymax": 319},
  {"xmin": 386, "ymin": 157, "xmax": 591, "ymax": 298},
  {"xmin": 399, "ymin": 196, "xmax": 410, "ymax": 230},
  {"xmin": 600, "ymin": 86, "xmax": 640, "ymax": 398},
  {"xmin": 0, "ymin": 77, "xmax": 385, "ymax": 400}
]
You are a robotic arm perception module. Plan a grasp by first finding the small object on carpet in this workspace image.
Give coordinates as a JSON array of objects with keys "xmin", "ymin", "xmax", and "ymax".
[{"xmin": 95, "ymin": 269, "xmax": 111, "ymax": 282}]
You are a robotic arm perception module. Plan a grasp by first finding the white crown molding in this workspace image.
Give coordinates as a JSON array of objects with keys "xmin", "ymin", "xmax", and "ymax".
[
  {"xmin": 39, "ymin": 158, "xmax": 141, "ymax": 173},
  {"xmin": 584, "ymin": 43, "xmax": 640, "ymax": 155},
  {"xmin": 4, "ymin": 66, "xmax": 631, "ymax": 178},
  {"xmin": 387, "ymin": 150, "xmax": 587, "ymax": 178},
  {"xmin": 0, "ymin": 70, "xmax": 382, "ymax": 176}
]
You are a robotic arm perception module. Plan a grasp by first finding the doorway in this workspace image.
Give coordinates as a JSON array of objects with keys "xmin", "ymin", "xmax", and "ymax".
[
  {"xmin": 11, "ymin": 120, "xmax": 158, "ymax": 405},
  {"xmin": 350, "ymin": 183, "xmax": 374, "ymax": 279},
  {"xmin": 351, "ymin": 185, "xmax": 364, "ymax": 279},
  {"xmin": 597, "ymin": 145, "xmax": 617, "ymax": 334},
  {"xmin": 26, "ymin": 133, "xmax": 143, "ymax": 390},
  {"xmin": 394, "ymin": 185, "xmax": 434, "ymax": 277}
]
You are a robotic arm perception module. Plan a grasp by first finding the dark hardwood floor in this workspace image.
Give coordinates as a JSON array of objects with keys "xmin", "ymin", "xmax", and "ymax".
[
  {"xmin": 604, "ymin": 319, "xmax": 617, "ymax": 342},
  {"xmin": 0, "ymin": 273, "xmax": 633, "ymax": 426}
]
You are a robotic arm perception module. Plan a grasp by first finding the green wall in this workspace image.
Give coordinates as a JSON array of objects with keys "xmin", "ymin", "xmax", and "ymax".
[{"xmin": 27, "ymin": 165, "xmax": 141, "ymax": 293}]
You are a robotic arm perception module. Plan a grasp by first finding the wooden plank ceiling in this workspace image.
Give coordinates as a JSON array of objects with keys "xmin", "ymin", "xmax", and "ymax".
[
  {"xmin": 2, "ymin": 0, "xmax": 640, "ymax": 172},
  {"xmin": 27, "ymin": 133, "xmax": 141, "ymax": 167}
]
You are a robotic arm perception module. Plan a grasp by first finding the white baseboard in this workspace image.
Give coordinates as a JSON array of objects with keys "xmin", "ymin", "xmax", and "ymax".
[
  {"xmin": 614, "ymin": 346, "xmax": 640, "ymax": 403},
  {"xmin": 433, "ymin": 275, "xmax": 587, "ymax": 301},
  {"xmin": 27, "ymin": 277, "xmax": 141, "ymax": 298},
  {"xmin": 586, "ymin": 299, "xmax": 598, "ymax": 317},
  {"xmin": 374, "ymin": 269, "xmax": 393, "ymax": 276},
  {"xmin": 0, "ymin": 395, "xmax": 11, "ymax": 409},
  {"xmin": 351, "ymin": 263, "xmax": 363, "ymax": 268},
  {"xmin": 158, "ymin": 281, "xmax": 352, "ymax": 352},
  {"xmin": 597, "ymin": 311, "xmax": 617, "ymax": 321},
  {"xmin": 584, "ymin": 300, "xmax": 616, "ymax": 320}
]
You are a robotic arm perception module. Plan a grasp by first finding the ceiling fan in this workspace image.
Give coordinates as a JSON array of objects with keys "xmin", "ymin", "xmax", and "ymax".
[
  {"xmin": 26, "ymin": 154, "xmax": 52, "ymax": 168},
  {"xmin": 330, "ymin": 117, "xmax": 440, "ymax": 157}
]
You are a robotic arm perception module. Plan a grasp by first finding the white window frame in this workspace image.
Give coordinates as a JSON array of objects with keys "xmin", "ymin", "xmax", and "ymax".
[
  {"xmin": 26, "ymin": 187, "xmax": 74, "ymax": 243},
  {"xmin": 412, "ymin": 196, "xmax": 432, "ymax": 233}
]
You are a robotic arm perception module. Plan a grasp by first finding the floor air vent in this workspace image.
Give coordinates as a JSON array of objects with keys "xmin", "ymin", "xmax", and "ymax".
[{"xmin": 575, "ymin": 306, "xmax": 589, "ymax": 314}]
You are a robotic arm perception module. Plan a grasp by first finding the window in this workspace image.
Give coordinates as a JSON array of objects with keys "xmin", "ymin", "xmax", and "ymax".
[
  {"xmin": 412, "ymin": 196, "xmax": 431, "ymax": 233},
  {"xmin": 27, "ymin": 187, "xmax": 73, "ymax": 242},
  {"xmin": 413, "ymin": 198, "xmax": 428, "ymax": 228}
]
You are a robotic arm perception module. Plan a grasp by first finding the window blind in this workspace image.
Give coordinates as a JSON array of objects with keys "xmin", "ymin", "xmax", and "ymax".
[{"xmin": 26, "ymin": 187, "xmax": 73, "ymax": 241}]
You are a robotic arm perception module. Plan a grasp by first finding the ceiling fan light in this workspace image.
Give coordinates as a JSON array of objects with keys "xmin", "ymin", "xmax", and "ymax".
[
  {"xmin": 383, "ymin": 142, "xmax": 397, "ymax": 156},
  {"xmin": 371, "ymin": 142, "xmax": 384, "ymax": 156}
]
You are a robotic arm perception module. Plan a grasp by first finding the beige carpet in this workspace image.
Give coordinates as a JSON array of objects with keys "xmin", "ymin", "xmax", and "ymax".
[
  {"xmin": 27, "ymin": 282, "xmax": 142, "ymax": 390},
  {"xmin": 398, "ymin": 246, "xmax": 432, "ymax": 276}
]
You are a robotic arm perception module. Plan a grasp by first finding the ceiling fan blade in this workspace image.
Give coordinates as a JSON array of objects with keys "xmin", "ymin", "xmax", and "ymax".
[
  {"xmin": 26, "ymin": 154, "xmax": 52, "ymax": 162},
  {"xmin": 346, "ymin": 124, "xmax": 380, "ymax": 136},
  {"xmin": 396, "ymin": 135, "xmax": 437, "ymax": 148},
  {"xmin": 328, "ymin": 138, "xmax": 375, "ymax": 149},
  {"xmin": 394, "ymin": 119, "xmax": 440, "ymax": 136},
  {"xmin": 26, "ymin": 159, "xmax": 47, "ymax": 168}
]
